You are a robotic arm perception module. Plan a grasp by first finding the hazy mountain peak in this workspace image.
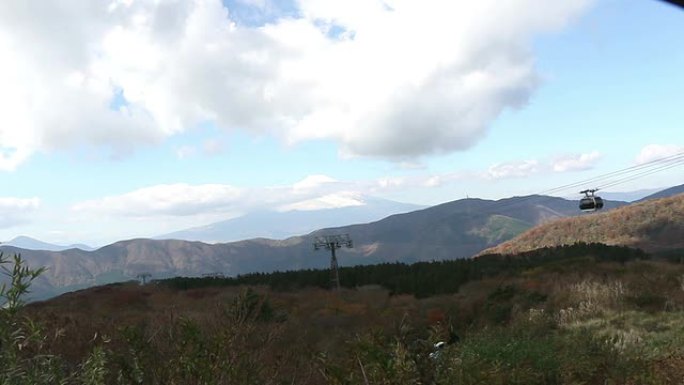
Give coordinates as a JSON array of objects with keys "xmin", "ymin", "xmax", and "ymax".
[
  {"xmin": 157, "ymin": 195, "xmax": 424, "ymax": 243},
  {"xmin": 2, "ymin": 236, "xmax": 95, "ymax": 252},
  {"xmin": 278, "ymin": 191, "xmax": 366, "ymax": 211}
]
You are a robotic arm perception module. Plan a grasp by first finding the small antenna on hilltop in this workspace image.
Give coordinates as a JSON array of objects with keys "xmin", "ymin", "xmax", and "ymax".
[
  {"xmin": 137, "ymin": 272, "xmax": 151, "ymax": 285},
  {"xmin": 313, "ymin": 234, "xmax": 353, "ymax": 291}
]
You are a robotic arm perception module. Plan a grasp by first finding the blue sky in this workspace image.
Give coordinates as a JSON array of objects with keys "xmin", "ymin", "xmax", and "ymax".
[{"xmin": 0, "ymin": 0, "xmax": 682, "ymax": 245}]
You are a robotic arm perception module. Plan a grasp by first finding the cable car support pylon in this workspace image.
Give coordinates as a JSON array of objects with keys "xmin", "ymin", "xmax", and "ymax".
[{"xmin": 313, "ymin": 234, "xmax": 353, "ymax": 291}]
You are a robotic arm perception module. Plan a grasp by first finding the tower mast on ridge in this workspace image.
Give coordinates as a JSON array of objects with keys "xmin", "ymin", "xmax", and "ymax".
[{"xmin": 313, "ymin": 234, "xmax": 353, "ymax": 291}]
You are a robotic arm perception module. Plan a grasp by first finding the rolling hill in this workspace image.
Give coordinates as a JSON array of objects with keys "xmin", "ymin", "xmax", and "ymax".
[
  {"xmin": 5, "ymin": 194, "xmax": 627, "ymax": 299},
  {"xmin": 481, "ymin": 193, "xmax": 684, "ymax": 255},
  {"xmin": 306, "ymin": 195, "xmax": 624, "ymax": 262},
  {"xmin": 636, "ymin": 183, "xmax": 684, "ymax": 202}
]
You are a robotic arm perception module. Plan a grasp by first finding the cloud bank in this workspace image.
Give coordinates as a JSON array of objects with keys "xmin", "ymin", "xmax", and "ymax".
[
  {"xmin": 73, "ymin": 147, "xmax": 601, "ymax": 221},
  {"xmin": 552, "ymin": 151, "xmax": 602, "ymax": 172},
  {"xmin": 635, "ymin": 144, "xmax": 684, "ymax": 165},
  {"xmin": 485, "ymin": 151, "xmax": 601, "ymax": 179},
  {"xmin": 71, "ymin": 175, "xmax": 348, "ymax": 218},
  {"xmin": 0, "ymin": 0, "xmax": 591, "ymax": 169},
  {"xmin": 0, "ymin": 197, "xmax": 40, "ymax": 228}
]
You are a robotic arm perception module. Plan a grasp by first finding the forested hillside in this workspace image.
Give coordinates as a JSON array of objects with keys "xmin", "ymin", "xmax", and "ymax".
[{"xmin": 162, "ymin": 242, "xmax": 647, "ymax": 298}]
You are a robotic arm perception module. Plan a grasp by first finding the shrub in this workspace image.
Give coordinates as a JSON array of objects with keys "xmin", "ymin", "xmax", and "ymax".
[
  {"xmin": 627, "ymin": 292, "xmax": 668, "ymax": 312},
  {"xmin": 0, "ymin": 253, "xmax": 66, "ymax": 384}
]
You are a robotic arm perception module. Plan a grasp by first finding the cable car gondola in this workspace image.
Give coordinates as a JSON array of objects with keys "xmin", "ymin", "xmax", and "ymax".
[{"xmin": 579, "ymin": 189, "xmax": 604, "ymax": 212}]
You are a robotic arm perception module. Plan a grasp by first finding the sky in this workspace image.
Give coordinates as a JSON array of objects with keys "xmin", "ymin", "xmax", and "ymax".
[{"xmin": 0, "ymin": 0, "xmax": 682, "ymax": 246}]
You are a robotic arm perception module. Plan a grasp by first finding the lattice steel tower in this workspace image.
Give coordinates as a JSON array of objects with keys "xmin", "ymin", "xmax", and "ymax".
[
  {"xmin": 313, "ymin": 234, "xmax": 353, "ymax": 290},
  {"xmin": 137, "ymin": 272, "xmax": 151, "ymax": 285}
]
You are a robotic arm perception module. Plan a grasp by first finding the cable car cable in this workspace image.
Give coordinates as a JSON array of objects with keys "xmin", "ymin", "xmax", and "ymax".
[
  {"xmin": 592, "ymin": 158, "xmax": 684, "ymax": 190},
  {"xmin": 596, "ymin": 160, "xmax": 684, "ymax": 190},
  {"xmin": 533, "ymin": 152, "xmax": 684, "ymax": 196},
  {"xmin": 470, "ymin": 152, "xmax": 684, "ymax": 215}
]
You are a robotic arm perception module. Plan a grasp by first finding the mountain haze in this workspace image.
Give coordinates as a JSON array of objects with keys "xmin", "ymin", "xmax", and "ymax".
[{"xmin": 1, "ymin": 236, "xmax": 95, "ymax": 252}]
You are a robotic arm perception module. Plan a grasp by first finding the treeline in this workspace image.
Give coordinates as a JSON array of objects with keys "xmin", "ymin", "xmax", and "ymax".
[{"xmin": 160, "ymin": 243, "xmax": 649, "ymax": 298}]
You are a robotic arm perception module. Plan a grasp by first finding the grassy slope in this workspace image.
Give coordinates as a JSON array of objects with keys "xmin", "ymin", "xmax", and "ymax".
[
  {"xmin": 468, "ymin": 214, "xmax": 531, "ymax": 244},
  {"xmin": 482, "ymin": 194, "xmax": 684, "ymax": 255},
  {"xmin": 19, "ymin": 251, "xmax": 684, "ymax": 384}
]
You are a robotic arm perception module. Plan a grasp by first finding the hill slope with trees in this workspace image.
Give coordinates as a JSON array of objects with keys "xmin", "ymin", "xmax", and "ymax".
[{"xmin": 482, "ymin": 193, "xmax": 684, "ymax": 255}]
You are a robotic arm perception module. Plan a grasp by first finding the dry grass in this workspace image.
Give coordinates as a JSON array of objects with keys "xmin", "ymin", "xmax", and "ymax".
[
  {"xmin": 8, "ymin": 257, "xmax": 684, "ymax": 384},
  {"xmin": 484, "ymin": 194, "xmax": 684, "ymax": 255}
]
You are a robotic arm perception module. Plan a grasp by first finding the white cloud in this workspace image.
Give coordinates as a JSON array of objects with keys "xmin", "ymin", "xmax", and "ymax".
[
  {"xmin": 281, "ymin": 0, "xmax": 592, "ymax": 159},
  {"xmin": 0, "ymin": 0, "xmax": 591, "ymax": 169},
  {"xmin": 72, "ymin": 184, "xmax": 243, "ymax": 218},
  {"xmin": 0, "ymin": 197, "xmax": 40, "ymax": 228},
  {"xmin": 552, "ymin": 151, "xmax": 601, "ymax": 172},
  {"xmin": 71, "ymin": 175, "xmax": 350, "ymax": 219},
  {"xmin": 236, "ymin": 0, "xmax": 269, "ymax": 9},
  {"xmin": 484, "ymin": 151, "xmax": 601, "ymax": 179},
  {"xmin": 73, "ymin": 171, "xmax": 470, "ymax": 222},
  {"xmin": 635, "ymin": 144, "xmax": 684, "ymax": 165},
  {"xmin": 486, "ymin": 160, "xmax": 539, "ymax": 179},
  {"xmin": 423, "ymin": 176, "xmax": 443, "ymax": 188},
  {"xmin": 376, "ymin": 176, "xmax": 407, "ymax": 189},
  {"xmin": 418, "ymin": 171, "xmax": 470, "ymax": 188},
  {"xmin": 292, "ymin": 174, "xmax": 338, "ymax": 191},
  {"xmin": 368, "ymin": 170, "xmax": 470, "ymax": 192}
]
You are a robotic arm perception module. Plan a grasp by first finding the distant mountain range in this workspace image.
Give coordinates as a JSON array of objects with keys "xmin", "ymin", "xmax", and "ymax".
[
  {"xmin": 4, "ymin": 194, "xmax": 627, "ymax": 300},
  {"xmin": 597, "ymin": 188, "xmax": 663, "ymax": 202},
  {"xmin": 312, "ymin": 195, "xmax": 626, "ymax": 263},
  {"xmin": 5, "ymin": 183, "xmax": 683, "ymax": 300},
  {"xmin": 635, "ymin": 184, "xmax": 684, "ymax": 202},
  {"xmin": 156, "ymin": 196, "xmax": 425, "ymax": 243},
  {"xmin": 1, "ymin": 236, "xmax": 95, "ymax": 252}
]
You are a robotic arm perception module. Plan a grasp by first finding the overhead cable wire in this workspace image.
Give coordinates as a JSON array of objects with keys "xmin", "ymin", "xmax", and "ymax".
[
  {"xmin": 473, "ymin": 151, "xmax": 684, "ymax": 214},
  {"xmin": 596, "ymin": 160, "xmax": 684, "ymax": 190},
  {"xmin": 536, "ymin": 152, "xmax": 684, "ymax": 196}
]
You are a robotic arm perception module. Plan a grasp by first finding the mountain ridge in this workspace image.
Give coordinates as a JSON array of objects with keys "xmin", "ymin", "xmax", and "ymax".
[
  {"xmin": 636, "ymin": 183, "xmax": 684, "ymax": 202},
  {"xmin": 480, "ymin": 193, "xmax": 684, "ymax": 256},
  {"xmin": 6, "ymin": 194, "xmax": 630, "ymax": 299}
]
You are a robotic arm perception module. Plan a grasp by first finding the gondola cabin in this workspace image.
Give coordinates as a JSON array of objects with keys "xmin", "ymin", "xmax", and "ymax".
[{"xmin": 579, "ymin": 189, "xmax": 604, "ymax": 212}]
